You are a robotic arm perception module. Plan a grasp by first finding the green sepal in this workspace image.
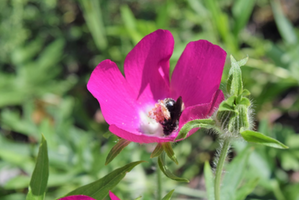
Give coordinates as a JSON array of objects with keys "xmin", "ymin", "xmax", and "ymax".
[
  {"xmin": 158, "ymin": 152, "xmax": 189, "ymax": 182},
  {"xmin": 227, "ymin": 55, "xmax": 246, "ymax": 96},
  {"xmin": 236, "ymin": 56, "xmax": 249, "ymax": 67},
  {"xmin": 240, "ymin": 130, "xmax": 289, "ymax": 149},
  {"xmin": 239, "ymin": 97, "xmax": 251, "ymax": 107},
  {"xmin": 105, "ymin": 138, "xmax": 131, "ymax": 165},
  {"xmin": 216, "ymin": 109, "xmax": 238, "ymax": 132},
  {"xmin": 134, "ymin": 196, "xmax": 142, "ymax": 200},
  {"xmin": 150, "ymin": 143, "xmax": 164, "ymax": 158},
  {"xmin": 175, "ymin": 119, "xmax": 215, "ymax": 141},
  {"xmin": 26, "ymin": 135, "xmax": 49, "ymax": 200},
  {"xmin": 224, "ymin": 95, "xmax": 236, "ymax": 107},
  {"xmin": 241, "ymin": 89, "xmax": 250, "ymax": 97},
  {"xmin": 63, "ymin": 161, "xmax": 145, "ymax": 199},
  {"xmin": 217, "ymin": 96, "xmax": 237, "ymax": 113},
  {"xmin": 162, "ymin": 189, "xmax": 175, "ymax": 200},
  {"xmin": 162, "ymin": 142, "xmax": 178, "ymax": 165},
  {"xmin": 227, "ymin": 105, "xmax": 250, "ymax": 133}
]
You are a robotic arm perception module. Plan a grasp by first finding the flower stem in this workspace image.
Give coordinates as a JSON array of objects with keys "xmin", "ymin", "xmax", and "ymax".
[
  {"xmin": 214, "ymin": 139, "xmax": 231, "ymax": 200},
  {"xmin": 157, "ymin": 161, "xmax": 162, "ymax": 200}
]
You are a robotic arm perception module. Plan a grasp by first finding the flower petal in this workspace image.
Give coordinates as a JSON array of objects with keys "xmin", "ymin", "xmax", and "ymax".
[
  {"xmin": 109, "ymin": 125, "xmax": 177, "ymax": 144},
  {"xmin": 87, "ymin": 60, "xmax": 139, "ymax": 131},
  {"xmin": 178, "ymin": 90, "xmax": 224, "ymax": 138},
  {"xmin": 109, "ymin": 191, "xmax": 121, "ymax": 200},
  {"xmin": 171, "ymin": 40, "xmax": 226, "ymax": 107},
  {"xmin": 124, "ymin": 29, "xmax": 174, "ymax": 104},
  {"xmin": 58, "ymin": 195, "xmax": 96, "ymax": 200}
]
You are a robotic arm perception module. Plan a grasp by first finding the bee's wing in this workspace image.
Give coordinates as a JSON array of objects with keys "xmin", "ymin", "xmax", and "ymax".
[{"xmin": 171, "ymin": 96, "xmax": 183, "ymax": 123}]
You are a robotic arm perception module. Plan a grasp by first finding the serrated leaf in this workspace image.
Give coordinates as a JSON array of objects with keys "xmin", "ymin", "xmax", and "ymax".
[
  {"xmin": 105, "ymin": 138, "xmax": 131, "ymax": 165},
  {"xmin": 221, "ymin": 147, "xmax": 252, "ymax": 200},
  {"xmin": 176, "ymin": 119, "xmax": 215, "ymax": 140},
  {"xmin": 241, "ymin": 130, "xmax": 288, "ymax": 149},
  {"xmin": 63, "ymin": 161, "xmax": 144, "ymax": 200},
  {"xmin": 158, "ymin": 152, "xmax": 189, "ymax": 182},
  {"xmin": 26, "ymin": 135, "xmax": 49, "ymax": 200},
  {"xmin": 162, "ymin": 142, "xmax": 178, "ymax": 165},
  {"xmin": 150, "ymin": 143, "xmax": 164, "ymax": 158},
  {"xmin": 235, "ymin": 178, "xmax": 259, "ymax": 200},
  {"xmin": 162, "ymin": 189, "xmax": 175, "ymax": 200},
  {"xmin": 204, "ymin": 162, "xmax": 214, "ymax": 200}
]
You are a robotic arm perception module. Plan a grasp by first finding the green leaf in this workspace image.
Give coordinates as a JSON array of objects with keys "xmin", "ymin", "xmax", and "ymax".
[
  {"xmin": 241, "ymin": 130, "xmax": 289, "ymax": 149},
  {"xmin": 271, "ymin": 0, "xmax": 297, "ymax": 45},
  {"xmin": 120, "ymin": 5, "xmax": 142, "ymax": 44},
  {"xmin": 64, "ymin": 161, "xmax": 144, "ymax": 200},
  {"xmin": 221, "ymin": 147, "xmax": 252, "ymax": 200},
  {"xmin": 176, "ymin": 119, "xmax": 215, "ymax": 140},
  {"xmin": 235, "ymin": 178, "xmax": 259, "ymax": 200},
  {"xmin": 105, "ymin": 138, "xmax": 131, "ymax": 165},
  {"xmin": 150, "ymin": 143, "xmax": 164, "ymax": 158},
  {"xmin": 78, "ymin": 0, "xmax": 107, "ymax": 50},
  {"xmin": 162, "ymin": 142, "xmax": 178, "ymax": 165},
  {"xmin": 232, "ymin": 0, "xmax": 256, "ymax": 36},
  {"xmin": 103, "ymin": 131, "xmax": 113, "ymax": 139},
  {"xmin": 162, "ymin": 189, "xmax": 175, "ymax": 200},
  {"xmin": 205, "ymin": 0, "xmax": 229, "ymax": 43},
  {"xmin": 204, "ymin": 162, "xmax": 214, "ymax": 200},
  {"xmin": 26, "ymin": 135, "xmax": 49, "ymax": 200},
  {"xmin": 227, "ymin": 55, "xmax": 243, "ymax": 96},
  {"xmin": 158, "ymin": 152, "xmax": 189, "ymax": 182}
]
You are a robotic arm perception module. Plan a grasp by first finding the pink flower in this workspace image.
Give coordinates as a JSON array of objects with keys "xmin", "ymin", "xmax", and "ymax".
[
  {"xmin": 109, "ymin": 191, "xmax": 121, "ymax": 200},
  {"xmin": 88, "ymin": 29, "xmax": 226, "ymax": 143},
  {"xmin": 58, "ymin": 195, "xmax": 96, "ymax": 200},
  {"xmin": 57, "ymin": 192, "xmax": 120, "ymax": 200}
]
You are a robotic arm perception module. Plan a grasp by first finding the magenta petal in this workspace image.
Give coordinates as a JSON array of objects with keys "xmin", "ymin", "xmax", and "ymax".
[
  {"xmin": 87, "ymin": 60, "xmax": 139, "ymax": 131},
  {"xmin": 124, "ymin": 29, "xmax": 174, "ymax": 104},
  {"xmin": 171, "ymin": 40, "xmax": 226, "ymax": 107},
  {"xmin": 109, "ymin": 191, "xmax": 121, "ymax": 200},
  {"xmin": 58, "ymin": 195, "xmax": 96, "ymax": 200},
  {"xmin": 109, "ymin": 125, "xmax": 177, "ymax": 144},
  {"xmin": 178, "ymin": 90, "xmax": 224, "ymax": 138}
]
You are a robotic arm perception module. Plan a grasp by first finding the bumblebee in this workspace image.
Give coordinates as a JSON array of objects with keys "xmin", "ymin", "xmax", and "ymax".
[{"xmin": 162, "ymin": 96, "xmax": 183, "ymax": 135}]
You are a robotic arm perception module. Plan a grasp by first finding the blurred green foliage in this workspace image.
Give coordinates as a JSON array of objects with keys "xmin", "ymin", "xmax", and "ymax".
[{"xmin": 0, "ymin": 0, "xmax": 299, "ymax": 199}]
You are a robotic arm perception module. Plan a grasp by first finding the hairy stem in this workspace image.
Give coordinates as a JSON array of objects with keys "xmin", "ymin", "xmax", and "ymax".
[
  {"xmin": 214, "ymin": 139, "xmax": 231, "ymax": 200},
  {"xmin": 157, "ymin": 161, "xmax": 162, "ymax": 200}
]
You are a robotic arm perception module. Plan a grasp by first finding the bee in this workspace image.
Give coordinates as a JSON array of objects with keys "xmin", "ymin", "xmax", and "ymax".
[{"xmin": 162, "ymin": 96, "xmax": 184, "ymax": 135}]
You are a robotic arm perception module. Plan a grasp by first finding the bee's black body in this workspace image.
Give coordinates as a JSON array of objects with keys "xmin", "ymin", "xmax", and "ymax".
[{"xmin": 162, "ymin": 96, "xmax": 183, "ymax": 135}]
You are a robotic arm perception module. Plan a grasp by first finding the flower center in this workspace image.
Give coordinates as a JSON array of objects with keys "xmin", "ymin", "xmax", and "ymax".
[{"xmin": 148, "ymin": 97, "xmax": 184, "ymax": 136}]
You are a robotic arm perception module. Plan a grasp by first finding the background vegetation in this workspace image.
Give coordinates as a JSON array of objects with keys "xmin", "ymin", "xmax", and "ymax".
[{"xmin": 0, "ymin": 0, "xmax": 299, "ymax": 199}]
